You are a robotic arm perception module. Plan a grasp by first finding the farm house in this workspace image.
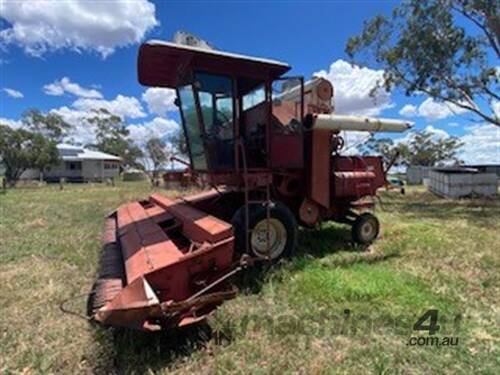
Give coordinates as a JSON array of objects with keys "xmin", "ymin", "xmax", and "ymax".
[{"xmin": 21, "ymin": 144, "xmax": 121, "ymax": 182}]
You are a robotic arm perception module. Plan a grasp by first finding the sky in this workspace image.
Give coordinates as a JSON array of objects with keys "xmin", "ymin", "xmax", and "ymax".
[{"xmin": 0, "ymin": 0, "xmax": 498, "ymax": 164}]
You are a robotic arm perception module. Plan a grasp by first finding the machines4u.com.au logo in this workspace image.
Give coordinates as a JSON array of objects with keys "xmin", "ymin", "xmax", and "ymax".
[{"xmin": 407, "ymin": 309, "xmax": 461, "ymax": 347}]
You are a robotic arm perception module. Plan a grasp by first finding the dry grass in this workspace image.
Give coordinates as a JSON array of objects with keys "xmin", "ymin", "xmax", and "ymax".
[{"xmin": 0, "ymin": 182, "xmax": 499, "ymax": 374}]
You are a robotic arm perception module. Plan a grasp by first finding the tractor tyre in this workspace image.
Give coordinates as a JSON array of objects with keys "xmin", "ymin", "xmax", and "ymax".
[
  {"xmin": 352, "ymin": 212, "xmax": 380, "ymax": 245},
  {"xmin": 231, "ymin": 202, "xmax": 298, "ymax": 261}
]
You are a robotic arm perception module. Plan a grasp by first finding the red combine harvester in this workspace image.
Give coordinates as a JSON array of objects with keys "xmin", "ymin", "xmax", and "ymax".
[{"xmin": 87, "ymin": 40, "xmax": 411, "ymax": 331}]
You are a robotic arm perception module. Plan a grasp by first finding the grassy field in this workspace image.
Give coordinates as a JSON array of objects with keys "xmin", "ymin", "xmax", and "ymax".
[{"xmin": 0, "ymin": 181, "xmax": 498, "ymax": 374}]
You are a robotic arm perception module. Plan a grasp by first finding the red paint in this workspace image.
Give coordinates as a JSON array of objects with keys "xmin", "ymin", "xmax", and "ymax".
[{"xmin": 92, "ymin": 192, "xmax": 235, "ymax": 330}]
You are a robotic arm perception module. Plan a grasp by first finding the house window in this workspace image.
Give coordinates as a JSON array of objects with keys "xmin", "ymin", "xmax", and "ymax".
[
  {"xmin": 65, "ymin": 161, "xmax": 82, "ymax": 170},
  {"xmin": 104, "ymin": 162, "xmax": 118, "ymax": 170}
]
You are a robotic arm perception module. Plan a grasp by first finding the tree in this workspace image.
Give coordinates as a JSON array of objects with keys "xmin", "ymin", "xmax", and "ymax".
[
  {"xmin": 145, "ymin": 137, "xmax": 169, "ymax": 186},
  {"xmin": 362, "ymin": 130, "xmax": 464, "ymax": 167},
  {"xmin": 361, "ymin": 136, "xmax": 400, "ymax": 166},
  {"xmin": 0, "ymin": 124, "xmax": 59, "ymax": 186},
  {"xmin": 86, "ymin": 109, "xmax": 143, "ymax": 168},
  {"xmin": 168, "ymin": 127, "xmax": 188, "ymax": 158},
  {"xmin": 398, "ymin": 131, "xmax": 464, "ymax": 166},
  {"xmin": 21, "ymin": 109, "xmax": 71, "ymax": 142},
  {"xmin": 346, "ymin": 0, "xmax": 499, "ymax": 126}
]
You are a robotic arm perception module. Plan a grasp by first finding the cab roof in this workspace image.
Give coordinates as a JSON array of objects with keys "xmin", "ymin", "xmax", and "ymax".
[{"xmin": 138, "ymin": 40, "xmax": 291, "ymax": 89}]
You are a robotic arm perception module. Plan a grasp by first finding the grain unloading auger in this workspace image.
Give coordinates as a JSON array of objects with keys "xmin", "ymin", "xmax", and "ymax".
[{"xmin": 87, "ymin": 40, "xmax": 411, "ymax": 331}]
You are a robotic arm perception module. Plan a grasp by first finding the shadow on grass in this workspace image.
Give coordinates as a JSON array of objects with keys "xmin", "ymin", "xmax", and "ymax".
[
  {"xmin": 297, "ymin": 225, "xmax": 359, "ymax": 257},
  {"xmin": 100, "ymin": 323, "xmax": 213, "ymax": 374},
  {"xmin": 233, "ymin": 224, "xmax": 387, "ymax": 295}
]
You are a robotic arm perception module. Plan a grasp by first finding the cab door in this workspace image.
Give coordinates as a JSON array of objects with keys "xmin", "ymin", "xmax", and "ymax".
[{"xmin": 195, "ymin": 72, "xmax": 236, "ymax": 170}]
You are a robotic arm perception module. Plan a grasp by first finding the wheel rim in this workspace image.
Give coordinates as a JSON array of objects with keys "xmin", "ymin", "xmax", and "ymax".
[
  {"xmin": 360, "ymin": 219, "xmax": 376, "ymax": 241},
  {"xmin": 250, "ymin": 218, "xmax": 287, "ymax": 259}
]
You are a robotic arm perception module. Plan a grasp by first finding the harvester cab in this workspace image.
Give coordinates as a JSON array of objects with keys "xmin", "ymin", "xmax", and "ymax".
[
  {"xmin": 87, "ymin": 40, "xmax": 412, "ymax": 331},
  {"xmin": 138, "ymin": 40, "xmax": 306, "ymax": 177}
]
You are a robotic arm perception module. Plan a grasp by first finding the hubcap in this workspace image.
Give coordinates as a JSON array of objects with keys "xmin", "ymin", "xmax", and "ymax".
[
  {"xmin": 360, "ymin": 219, "xmax": 376, "ymax": 241},
  {"xmin": 250, "ymin": 218, "xmax": 287, "ymax": 259}
]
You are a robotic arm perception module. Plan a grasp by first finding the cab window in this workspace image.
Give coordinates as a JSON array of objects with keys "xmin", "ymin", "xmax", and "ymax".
[
  {"xmin": 195, "ymin": 73, "xmax": 235, "ymax": 168},
  {"xmin": 243, "ymin": 85, "xmax": 265, "ymax": 110},
  {"xmin": 178, "ymin": 84, "xmax": 207, "ymax": 170}
]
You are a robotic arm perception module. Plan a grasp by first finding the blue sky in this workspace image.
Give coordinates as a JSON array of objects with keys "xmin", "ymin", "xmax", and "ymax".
[{"xmin": 1, "ymin": 0, "xmax": 498, "ymax": 164}]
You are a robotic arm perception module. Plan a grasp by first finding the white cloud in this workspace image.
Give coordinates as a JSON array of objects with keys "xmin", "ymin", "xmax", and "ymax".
[
  {"xmin": 128, "ymin": 117, "xmax": 180, "ymax": 145},
  {"xmin": 43, "ymin": 77, "xmax": 102, "ymax": 98},
  {"xmin": 314, "ymin": 60, "xmax": 392, "ymax": 116},
  {"xmin": 394, "ymin": 125, "xmax": 451, "ymax": 146},
  {"xmin": 72, "ymin": 95, "xmax": 146, "ymax": 119},
  {"xmin": 418, "ymin": 98, "xmax": 467, "ymax": 120},
  {"xmin": 49, "ymin": 95, "xmax": 148, "ymax": 145},
  {"xmin": 50, "ymin": 100, "xmax": 177, "ymax": 146},
  {"xmin": 391, "ymin": 123, "xmax": 499, "ymax": 164},
  {"xmin": 399, "ymin": 98, "xmax": 467, "ymax": 121},
  {"xmin": 399, "ymin": 104, "xmax": 417, "ymax": 117},
  {"xmin": 142, "ymin": 88, "xmax": 177, "ymax": 117},
  {"xmin": 493, "ymin": 100, "xmax": 500, "ymax": 118},
  {"xmin": 0, "ymin": 117, "xmax": 23, "ymax": 129},
  {"xmin": 339, "ymin": 131, "xmax": 372, "ymax": 155},
  {"xmin": 422, "ymin": 124, "xmax": 450, "ymax": 140},
  {"xmin": 459, "ymin": 124, "xmax": 500, "ymax": 164},
  {"xmin": 0, "ymin": 0, "xmax": 158, "ymax": 57},
  {"xmin": 129, "ymin": 117, "xmax": 182, "ymax": 169},
  {"xmin": 3, "ymin": 92, "xmax": 179, "ymax": 150},
  {"xmin": 49, "ymin": 106, "xmax": 98, "ymax": 145},
  {"xmin": 2, "ymin": 87, "xmax": 24, "ymax": 98},
  {"xmin": 43, "ymin": 85, "xmax": 64, "ymax": 97}
]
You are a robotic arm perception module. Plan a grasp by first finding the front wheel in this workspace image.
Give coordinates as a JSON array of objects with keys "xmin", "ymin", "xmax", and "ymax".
[
  {"xmin": 231, "ymin": 202, "xmax": 298, "ymax": 261},
  {"xmin": 352, "ymin": 212, "xmax": 380, "ymax": 245}
]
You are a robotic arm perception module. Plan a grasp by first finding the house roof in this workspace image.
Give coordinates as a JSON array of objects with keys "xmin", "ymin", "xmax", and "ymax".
[
  {"xmin": 465, "ymin": 164, "xmax": 500, "ymax": 168},
  {"xmin": 138, "ymin": 40, "xmax": 291, "ymax": 88},
  {"xmin": 57, "ymin": 144, "xmax": 122, "ymax": 162}
]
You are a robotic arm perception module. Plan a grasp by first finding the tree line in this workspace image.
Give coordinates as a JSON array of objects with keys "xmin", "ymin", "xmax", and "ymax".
[
  {"xmin": 361, "ymin": 130, "xmax": 464, "ymax": 168},
  {"xmin": 0, "ymin": 108, "xmax": 184, "ymax": 186},
  {"xmin": 1, "ymin": 106, "xmax": 465, "ymax": 188}
]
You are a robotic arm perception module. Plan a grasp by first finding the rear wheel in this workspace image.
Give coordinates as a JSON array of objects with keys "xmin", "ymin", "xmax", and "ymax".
[
  {"xmin": 352, "ymin": 213, "xmax": 380, "ymax": 245},
  {"xmin": 231, "ymin": 202, "xmax": 297, "ymax": 261}
]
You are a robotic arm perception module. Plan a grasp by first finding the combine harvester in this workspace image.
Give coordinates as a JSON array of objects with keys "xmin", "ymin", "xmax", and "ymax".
[{"xmin": 87, "ymin": 37, "xmax": 411, "ymax": 331}]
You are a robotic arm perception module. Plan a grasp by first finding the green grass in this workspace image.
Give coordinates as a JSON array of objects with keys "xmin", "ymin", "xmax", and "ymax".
[{"xmin": 0, "ymin": 183, "xmax": 499, "ymax": 374}]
